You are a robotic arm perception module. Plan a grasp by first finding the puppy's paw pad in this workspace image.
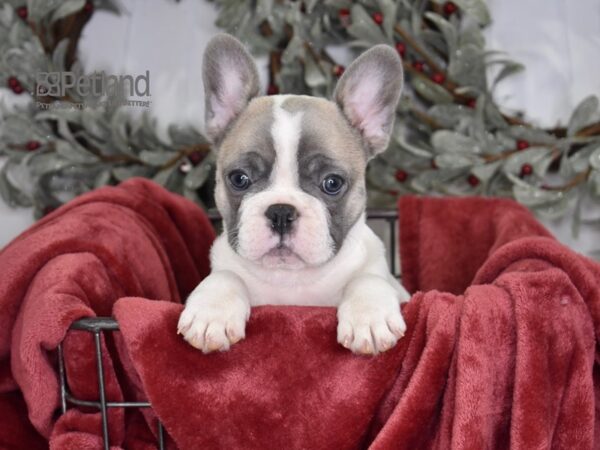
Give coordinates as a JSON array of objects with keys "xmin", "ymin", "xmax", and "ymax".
[
  {"xmin": 386, "ymin": 313, "xmax": 407, "ymax": 338},
  {"xmin": 203, "ymin": 322, "xmax": 230, "ymax": 353},
  {"xmin": 357, "ymin": 339, "xmax": 374, "ymax": 355},
  {"xmin": 336, "ymin": 320, "xmax": 353, "ymax": 349},
  {"xmin": 226, "ymin": 323, "xmax": 245, "ymax": 344},
  {"xmin": 176, "ymin": 309, "xmax": 195, "ymax": 335}
]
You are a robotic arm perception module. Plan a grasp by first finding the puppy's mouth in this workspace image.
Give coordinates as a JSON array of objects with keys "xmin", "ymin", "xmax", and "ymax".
[
  {"xmin": 258, "ymin": 242, "xmax": 306, "ymax": 269},
  {"xmin": 265, "ymin": 243, "xmax": 294, "ymax": 258}
]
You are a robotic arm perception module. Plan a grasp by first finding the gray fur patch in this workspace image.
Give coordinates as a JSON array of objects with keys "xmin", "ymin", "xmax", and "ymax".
[
  {"xmin": 282, "ymin": 96, "xmax": 367, "ymax": 250},
  {"xmin": 216, "ymin": 97, "xmax": 276, "ymax": 248}
]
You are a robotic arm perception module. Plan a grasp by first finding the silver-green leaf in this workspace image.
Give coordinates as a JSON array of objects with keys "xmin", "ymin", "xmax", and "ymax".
[{"xmin": 568, "ymin": 96, "xmax": 599, "ymax": 137}]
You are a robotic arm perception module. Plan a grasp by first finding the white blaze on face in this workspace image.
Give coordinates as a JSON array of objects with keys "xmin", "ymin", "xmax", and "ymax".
[
  {"xmin": 236, "ymin": 97, "xmax": 334, "ymax": 269},
  {"xmin": 270, "ymin": 97, "xmax": 302, "ymax": 189}
]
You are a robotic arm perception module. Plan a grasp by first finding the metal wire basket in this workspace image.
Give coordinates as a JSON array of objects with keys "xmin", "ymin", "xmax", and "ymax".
[{"xmin": 57, "ymin": 210, "xmax": 399, "ymax": 450}]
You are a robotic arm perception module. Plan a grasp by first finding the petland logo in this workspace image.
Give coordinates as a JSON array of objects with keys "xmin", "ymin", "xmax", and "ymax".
[{"xmin": 35, "ymin": 70, "xmax": 151, "ymax": 109}]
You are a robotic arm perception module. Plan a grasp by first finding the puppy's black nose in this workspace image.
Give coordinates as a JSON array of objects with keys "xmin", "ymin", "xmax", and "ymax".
[{"xmin": 265, "ymin": 203, "xmax": 297, "ymax": 235}]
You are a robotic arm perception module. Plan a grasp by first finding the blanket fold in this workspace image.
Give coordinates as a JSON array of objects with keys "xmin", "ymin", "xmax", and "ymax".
[
  {"xmin": 1, "ymin": 179, "xmax": 599, "ymax": 449},
  {"xmin": 0, "ymin": 178, "xmax": 215, "ymax": 449}
]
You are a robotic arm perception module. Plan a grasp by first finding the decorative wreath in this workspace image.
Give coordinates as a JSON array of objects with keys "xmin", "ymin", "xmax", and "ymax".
[{"xmin": 1, "ymin": 0, "xmax": 599, "ymax": 230}]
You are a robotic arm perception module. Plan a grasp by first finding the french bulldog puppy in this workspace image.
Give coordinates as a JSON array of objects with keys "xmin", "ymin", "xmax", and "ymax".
[{"xmin": 178, "ymin": 34, "xmax": 410, "ymax": 355}]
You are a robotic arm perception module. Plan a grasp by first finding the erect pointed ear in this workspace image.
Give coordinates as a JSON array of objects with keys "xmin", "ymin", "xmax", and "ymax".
[
  {"xmin": 334, "ymin": 45, "xmax": 404, "ymax": 158},
  {"xmin": 203, "ymin": 34, "xmax": 260, "ymax": 144}
]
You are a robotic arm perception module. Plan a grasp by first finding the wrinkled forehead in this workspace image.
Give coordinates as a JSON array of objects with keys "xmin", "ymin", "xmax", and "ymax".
[{"xmin": 217, "ymin": 95, "xmax": 366, "ymax": 171}]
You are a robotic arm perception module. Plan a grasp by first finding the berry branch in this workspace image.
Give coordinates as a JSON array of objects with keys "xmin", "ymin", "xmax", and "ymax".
[
  {"xmin": 159, "ymin": 144, "xmax": 211, "ymax": 171},
  {"xmin": 393, "ymin": 22, "xmax": 531, "ymax": 126},
  {"xmin": 2, "ymin": 0, "xmax": 599, "ymax": 223},
  {"xmin": 545, "ymin": 167, "xmax": 592, "ymax": 191}
]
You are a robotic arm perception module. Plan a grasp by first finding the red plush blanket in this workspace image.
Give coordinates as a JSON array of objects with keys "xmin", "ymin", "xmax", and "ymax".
[{"xmin": 1, "ymin": 179, "xmax": 599, "ymax": 449}]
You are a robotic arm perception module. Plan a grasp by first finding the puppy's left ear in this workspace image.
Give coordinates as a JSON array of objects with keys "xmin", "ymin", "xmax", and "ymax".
[
  {"xmin": 334, "ymin": 45, "xmax": 403, "ymax": 158},
  {"xmin": 203, "ymin": 34, "xmax": 260, "ymax": 144}
]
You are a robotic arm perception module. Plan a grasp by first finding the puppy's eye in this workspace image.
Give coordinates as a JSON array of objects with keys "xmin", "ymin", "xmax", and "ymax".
[
  {"xmin": 228, "ymin": 170, "xmax": 251, "ymax": 191},
  {"xmin": 321, "ymin": 174, "xmax": 344, "ymax": 195}
]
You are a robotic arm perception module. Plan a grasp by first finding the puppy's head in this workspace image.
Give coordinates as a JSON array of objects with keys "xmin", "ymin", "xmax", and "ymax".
[{"xmin": 203, "ymin": 34, "xmax": 403, "ymax": 270}]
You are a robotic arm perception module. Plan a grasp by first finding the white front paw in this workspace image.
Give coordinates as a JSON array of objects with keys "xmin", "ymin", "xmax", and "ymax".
[
  {"xmin": 337, "ymin": 277, "xmax": 406, "ymax": 355},
  {"xmin": 177, "ymin": 273, "xmax": 250, "ymax": 353}
]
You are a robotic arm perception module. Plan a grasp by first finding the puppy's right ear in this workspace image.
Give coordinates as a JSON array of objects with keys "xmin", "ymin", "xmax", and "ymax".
[{"xmin": 203, "ymin": 34, "xmax": 260, "ymax": 144}]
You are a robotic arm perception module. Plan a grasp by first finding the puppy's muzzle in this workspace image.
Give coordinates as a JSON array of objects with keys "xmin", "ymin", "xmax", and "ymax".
[{"xmin": 265, "ymin": 203, "xmax": 297, "ymax": 236}]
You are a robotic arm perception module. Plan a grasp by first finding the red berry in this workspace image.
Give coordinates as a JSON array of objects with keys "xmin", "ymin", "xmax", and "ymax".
[
  {"xmin": 431, "ymin": 72, "xmax": 446, "ymax": 84},
  {"xmin": 338, "ymin": 8, "xmax": 351, "ymax": 26},
  {"xmin": 430, "ymin": 159, "xmax": 438, "ymax": 169},
  {"xmin": 267, "ymin": 84, "xmax": 279, "ymax": 95},
  {"xmin": 372, "ymin": 11, "xmax": 383, "ymax": 25},
  {"xmin": 520, "ymin": 164, "xmax": 533, "ymax": 176},
  {"xmin": 466, "ymin": 98, "xmax": 477, "ymax": 108},
  {"xmin": 516, "ymin": 140, "xmax": 530, "ymax": 150},
  {"xmin": 188, "ymin": 151, "xmax": 204, "ymax": 166},
  {"xmin": 395, "ymin": 169, "xmax": 408, "ymax": 183},
  {"xmin": 443, "ymin": 1, "xmax": 458, "ymax": 15},
  {"xmin": 332, "ymin": 65, "xmax": 345, "ymax": 77},
  {"xmin": 395, "ymin": 42, "xmax": 406, "ymax": 57},
  {"xmin": 16, "ymin": 6, "xmax": 27, "ymax": 20},
  {"xmin": 467, "ymin": 174, "xmax": 480, "ymax": 187},
  {"xmin": 7, "ymin": 77, "xmax": 19, "ymax": 88},
  {"xmin": 412, "ymin": 61, "xmax": 425, "ymax": 72},
  {"xmin": 84, "ymin": 1, "xmax": 94, "ymax": 13},
  {"xmin": 388, "ymin": 190, "xmax": 399, "ymax": 196},
  {"xmin": 26, "ymin": 141, "xmax": 40, "ymax": 151},
  {"xmin": 12, "ymin": 84, "xmax": 24, "ymax": 94}
]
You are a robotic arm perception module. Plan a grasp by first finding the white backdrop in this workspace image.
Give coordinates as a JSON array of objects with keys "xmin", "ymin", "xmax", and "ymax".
[{"xmin": 1, "ymin": 0, "xmax": 599, "ymax": 254}]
